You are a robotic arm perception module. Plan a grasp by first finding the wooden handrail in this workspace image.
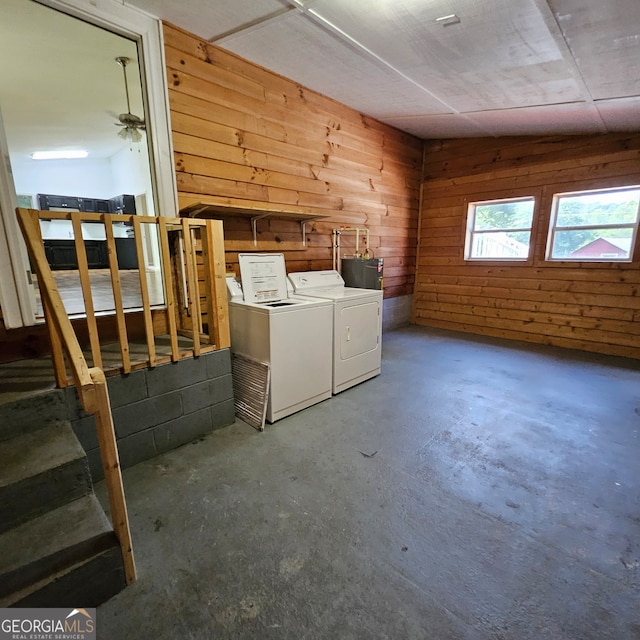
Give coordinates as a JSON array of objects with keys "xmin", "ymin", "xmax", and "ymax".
[
  {"xmin": 16, "ymin": 208, "xmax": 136, "ymax": 585},
  {"xmin": 16, "ymin": 206, "xmax": 232, "ymax": 590}
]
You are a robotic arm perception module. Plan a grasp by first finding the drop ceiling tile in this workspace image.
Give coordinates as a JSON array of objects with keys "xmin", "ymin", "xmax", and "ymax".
[
  {"xmin": 595, "ymin": 98, "xmax": 640, "ymax": 131},
  {"xmin": 125, "ymin": 0, "xmax": 288, "ymax": 41},
  {"xmin": 381, "ymin": 114, "xmax": 490, "ymax": 139},
  {"xmin": 548, "ymin": 0, "xmax": 640, "ymax": 100},
  {"xmin": 465, "ymin": 103, "xmax": 606, "ymax": 136},
  {"xmin": 308, "ymin": 0, "xmax": 586, "ymax": 111},
  {"xmin": 218, "ymin": 11, "xmax": 451, "ymax": 118}
]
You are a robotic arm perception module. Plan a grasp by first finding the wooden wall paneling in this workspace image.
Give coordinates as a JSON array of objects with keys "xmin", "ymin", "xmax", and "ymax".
[
  {"xmin": 416, "ymin": 133, "xmax": 640, "ymax": 358},
  {"xmin": 164, "ymin": 22, "xmax": 422, "ymax": 299}
]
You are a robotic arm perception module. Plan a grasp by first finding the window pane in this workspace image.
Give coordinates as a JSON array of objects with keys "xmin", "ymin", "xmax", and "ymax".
[
  {"xmin": 550, "ymin": 228, "xmax": 634, "ymax": 260},
  {"xmin": 471, "ymin": 231, "xmax": 531, "ymax": 259},
  {"xmin": 474, "ymin": 200, "xmax": 535, "ymax": 231},
  {"xmin": 555, "ymin": 189, "xmax": 640, "ymax": 228}
]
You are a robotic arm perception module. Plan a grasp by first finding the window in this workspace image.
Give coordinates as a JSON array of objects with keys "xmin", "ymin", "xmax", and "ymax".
[
  {"xmin": 546, "ymin": 186, "xmax": 640, "ymax": 261},
  {"xmin": 465, "ymin": 197, "xmax": 535, "ymax": 260}
]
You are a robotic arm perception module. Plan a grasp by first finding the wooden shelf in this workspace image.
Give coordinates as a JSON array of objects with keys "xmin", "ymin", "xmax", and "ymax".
[{"xmin": 179, "ymin": 201, "xmax": 329, "ymax": 249}]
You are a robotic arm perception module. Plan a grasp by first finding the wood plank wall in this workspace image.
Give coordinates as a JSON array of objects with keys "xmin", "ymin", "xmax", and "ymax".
[
  {"xmin": 414, "ymin": 133, "xmax": 640, "ymax": 359},
  {"xmin": 163, "ymin": 23, "xmax": 423, "ymax": 298}
]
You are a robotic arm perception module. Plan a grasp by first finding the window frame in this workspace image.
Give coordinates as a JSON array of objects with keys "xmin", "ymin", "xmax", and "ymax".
[
  {"xmin": 464, "ymin": 195, "xmax": 536, "ymax": 262},
  {"xmin": 545, "ymin": 185, "xmax": 640, "ymax": 263}
]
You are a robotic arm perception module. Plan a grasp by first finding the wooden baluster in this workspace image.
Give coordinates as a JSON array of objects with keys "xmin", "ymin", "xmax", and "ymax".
[
  {"xmin": 200, "ymin": 223, "xmax": 216, "ymax": 345},
  {"xmin": 25, "ymin": 209, "xmax": 68, "ymax": 385},
  {"xmin": 206, "ymin": 220, "xmax": 231, "ymax": 349},
  {"xmin": 132, "ymin": 217, "xmax": 156, "ymax": 367},
  {"xmin": 104, "ymin": 214, "xmax": 131, "ymax": 373},
  {"xmin": 181, "ymin": 219, "xmax": 201, "ymax": 356},
  {"xmin": 71, "ymin": 215, "xmax": 102, "ymax": 369},
  {"xmin": 158, "ymin": 218, "xmax": 180, "ymax": 361}
]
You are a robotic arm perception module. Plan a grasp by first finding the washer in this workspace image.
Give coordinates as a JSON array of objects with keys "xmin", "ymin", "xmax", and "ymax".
[
  {"xmin": 227, "ymin": 254, "xmax": 333, "ymax": 423},
  {"xmin": 288, "ymin": 269, "xmax": 383, "ymax": 394}
]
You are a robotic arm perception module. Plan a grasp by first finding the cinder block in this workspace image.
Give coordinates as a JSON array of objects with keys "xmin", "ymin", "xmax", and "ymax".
[
  {"xmin": 205, "ymin": 348, "xmax": 232, "ymax": 379},
  {"xmin": 106, "ymin": 371, "xmax": 148, "ymax": 408},
  {"xmin": 112, "ymin": 392, "xmax": 183, "ymax": 438},
  {"xmin": 117, "ymin": 429, "xmax": 157, "ymax": 470},
  {"xmin": 153, "ymin": 407, "xmax": 212, "ymax": 454},
  {"xmin": 87, "ymin": 428, "xmax": 158, "ymax": 481},
  {"xmin": 180, "ymin": 374, "xmax": 234, "ymax": 415},
  {"xmin": 145, "ymin": 357, "xmax": 208, "ymax": 396},
  {"xmin": 211, "ymin": 398, "xmax": 236, "ymax": 430}
]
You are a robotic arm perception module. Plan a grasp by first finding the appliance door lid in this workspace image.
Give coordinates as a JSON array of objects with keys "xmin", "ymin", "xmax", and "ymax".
[
  {"xmin": 238, "ymin": 253, "xmax": 289, "ymax": 304},
  {"xmin": 288, "ymin": 269, "xmax": 344, "ymax": 292}
]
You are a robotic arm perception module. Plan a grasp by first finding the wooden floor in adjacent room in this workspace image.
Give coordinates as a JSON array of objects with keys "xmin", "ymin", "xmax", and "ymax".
[{"xmin": 34, "ymin": 268, "xmax": 166, "ymax": 319}]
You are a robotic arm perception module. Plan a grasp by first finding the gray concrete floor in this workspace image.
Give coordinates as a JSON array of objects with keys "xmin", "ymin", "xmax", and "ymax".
[{"xmin": 96, "ymin": 326, "xmax": 640, "ymax": 640}]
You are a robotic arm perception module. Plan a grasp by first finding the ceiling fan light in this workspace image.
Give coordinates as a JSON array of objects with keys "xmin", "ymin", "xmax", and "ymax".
[
  {"xmin": 117, "ymin": 127, "xmax": 129, "ymax": 140},
  {"xmin": 131, "ymin": 127, "xmax": 142, "ymax": 143}
]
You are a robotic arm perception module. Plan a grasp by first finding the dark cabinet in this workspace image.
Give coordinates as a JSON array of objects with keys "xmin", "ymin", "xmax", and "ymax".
[
  {"xmin": 109, "ymin": 194, "xmax": 136, "ymax": 214},
  {"xmin": 77, "ymin": 198, "xmax": 111, "ymax": 213},
  {"xmin": 115, "ymin": 238, "xmax": 138, "ymax": 269},
  {"xmin": 43, "ymin": 240, "xmax": 109, "ymax": 270},
  {"xmin": 38, "ymin": 193, "xmax": 136, "ymax": 215},
  {"xmin": 38, "ymin": 194, "xmax": 80, "ymax": 210}
]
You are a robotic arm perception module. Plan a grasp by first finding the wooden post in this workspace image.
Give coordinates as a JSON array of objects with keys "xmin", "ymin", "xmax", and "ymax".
[
  {"xmin": 71, "ymin": 215, "xmax": 102, "ymax": 369},
  {"xmin": 104, "ymin": 215, "xmax": 131, "ymax": 374},
  {"xmin": 158, "ymin": 218, "xmax": 180, "ymax": 361},
  {"xmin": 181, "ymin": 219, "xmax": 201, "ymax": 356},
  {"xmin": 133, "ymin": 217, "xmax": 156, "ymax": 367},
  {"xmin": 207, "ymin": 220, "xmax": 231, "ymax": 349},
  {"xmin": 89, "ymin": 367, "xmax": 136, "ymax": 585}
]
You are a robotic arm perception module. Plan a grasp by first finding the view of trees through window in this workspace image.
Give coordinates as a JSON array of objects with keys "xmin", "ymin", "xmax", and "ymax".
[
  {"xmin": 547, "ymin": 188, "xmax": 640, "ymax": 260},
  {"xmin": 465, "ymin": 188, "xmax": 639, "ymax": 262},
  {"xmin": 466, "ymin": 198, "xmax": 534, "ymax": 260}
]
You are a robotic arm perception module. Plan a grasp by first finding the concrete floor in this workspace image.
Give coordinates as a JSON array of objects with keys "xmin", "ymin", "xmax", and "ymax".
[{"xmin": 96, "ymin": 326, "xmax": 640, "ymax": 640}]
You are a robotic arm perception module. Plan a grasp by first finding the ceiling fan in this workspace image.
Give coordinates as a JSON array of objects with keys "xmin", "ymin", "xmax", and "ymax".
[{"xmin": 114, "ymin": 56, "xmax": 145, "ymax": 143}]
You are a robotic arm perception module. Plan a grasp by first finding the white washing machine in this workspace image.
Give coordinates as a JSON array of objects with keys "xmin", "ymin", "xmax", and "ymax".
[
  {"xmin": 227, "ymin": 254, "xmax": 333, "ymax": 423},
  {"xmin": 288, "ymin": 270, "xmax": 383, "ymax": 394}
]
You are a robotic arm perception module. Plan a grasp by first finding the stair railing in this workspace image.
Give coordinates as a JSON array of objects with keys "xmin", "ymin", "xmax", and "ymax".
[
  {"xmin": 21, "ymin": 209, "xmax": 230, "ymax": 381},
  {"xmin": 16, "ymin": 208, "xmax": 139, "ymax": 583},
  {"xmin": 16, "ymin": 207, "xmax": 232, "ymax": 588}
]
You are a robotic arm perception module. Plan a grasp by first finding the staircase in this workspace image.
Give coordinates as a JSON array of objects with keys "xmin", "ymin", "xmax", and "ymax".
[{"xmin": 0, "ymin": 388, "xmax": 126, "ymax": 607}]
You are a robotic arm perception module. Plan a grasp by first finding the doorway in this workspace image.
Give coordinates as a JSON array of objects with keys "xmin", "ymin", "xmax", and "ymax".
[{"xmin": 0, "ymin": 0, "xmax": 176, "ymax": 329}]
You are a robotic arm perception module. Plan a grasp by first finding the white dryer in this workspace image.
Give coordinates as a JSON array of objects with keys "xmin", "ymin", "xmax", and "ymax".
[
  {"xmin": 288, "ymin": 270, "xmax": 383, "ymax": 394},
  {"xmin": 227, "ymin": 254, "xmax": 333, "ymax": 423}
]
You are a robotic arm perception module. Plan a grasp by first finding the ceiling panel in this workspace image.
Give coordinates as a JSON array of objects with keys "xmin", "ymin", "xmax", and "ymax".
[
  {"xmin": 465, "ymin": 102, "xmax": 606, "ymax": 136},
  {"xmin": 382, "ymin": 114, "xmax": 491, "ymax": 139},
  {"xmin": 219, "ymin": 11, "xmax": 452, "ymax": 118},
  {"xmin": 306, "ymin": 0, "xmax": 587, "ymax": 112},
  {"xmin": 124, "ymin": 0, "xmax": 289, "ymax": 41},
  {"xmin": 595, "ymin": 98, "xmax": 640, "ymax": 132},
  {"xmin": 548, "ymin": 0, "xmax": 640, "ymax": 100}
]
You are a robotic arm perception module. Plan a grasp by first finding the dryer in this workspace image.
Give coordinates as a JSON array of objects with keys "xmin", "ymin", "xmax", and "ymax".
[
  {"xmin": 288, "ymin": 270, "xmax": 383, "ymax": 394},
  {"xmin": 227, "ymin": 254, "xmax": 333, "ymax": 423}
]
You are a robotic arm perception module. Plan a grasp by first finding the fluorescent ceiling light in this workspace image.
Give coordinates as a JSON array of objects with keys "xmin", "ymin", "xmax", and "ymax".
[
  {"xmin": 31, "ymin": 150, "xmax": 88, "ymax": 160},
  {"xmin": 435, "ymin": 14, "xmax": 461, "ymax": 26}
]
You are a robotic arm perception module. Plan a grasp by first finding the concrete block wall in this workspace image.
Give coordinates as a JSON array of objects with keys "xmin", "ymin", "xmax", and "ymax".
[
  {"xmin": 382, "ymin": 295, "xmax": 413, "ymax": 332},
  {"xmin": 66, "ymin": 349, "xmax": 235, "ymax": 480}
]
